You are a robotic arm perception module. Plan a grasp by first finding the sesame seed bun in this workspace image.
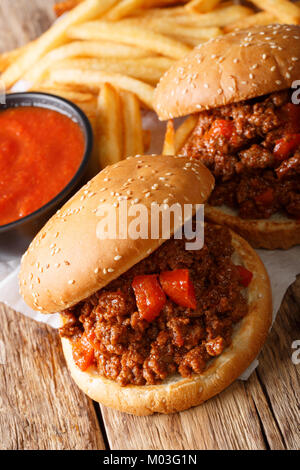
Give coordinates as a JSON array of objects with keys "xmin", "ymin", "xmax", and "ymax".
[
  {"xmin": 19, "ymin": 155, "xmax": 214, "ymax": 314},
  {"xmin": 60, "ymin": 229, "xmax": 272, "ymax": 415},
  {"xmin": 154, "ymin": 24, "xmax": 300, "ymax": 120}
]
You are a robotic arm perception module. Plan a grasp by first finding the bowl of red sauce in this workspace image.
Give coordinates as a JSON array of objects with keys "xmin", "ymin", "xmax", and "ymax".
[{"xmin": 0, "ymin": 92, "xmax": 93, "ymax": 235}]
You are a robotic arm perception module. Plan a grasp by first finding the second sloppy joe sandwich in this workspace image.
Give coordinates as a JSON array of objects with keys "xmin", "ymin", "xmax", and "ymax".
[
  {"xmin": 154, "ymin": 24, "xmax": 300, "ymax": 249},
  {"xmin": 19, "ymin": 155, "xmax": 272, "ymax": 415}
]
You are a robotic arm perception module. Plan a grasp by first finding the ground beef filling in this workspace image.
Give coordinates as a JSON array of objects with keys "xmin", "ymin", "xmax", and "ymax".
[
  {"xmin": 182, "ymin": 90, "xmax": 300, "ymax": 219},
  {"xmin": 60, "ymin": 225, "xmax": 248, "ymax": 386}
]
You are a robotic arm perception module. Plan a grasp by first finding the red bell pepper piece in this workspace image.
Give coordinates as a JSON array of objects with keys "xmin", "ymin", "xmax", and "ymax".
[
  {"xmin": 132, "ymin": 274, "xmax": 166, "ymax": 322},
  {"xmin": 274, "ymin": 134, "xmax": 300, "ymax": 161},
  {"xmin": 72, "ymin": 333, "xmax": 95, "ymax": 371},
  {"xmin": 210, "ymin": 119, "xmax": 234, "ymax": 139},
  {"xmin": 160, "ymin": 269, "xmax": 197, "ymax": 310},
  {"xmin": 255, "ymin": 188, "xmax": 274, "ymax": 206},
  {"xmin": 86, "ymin": 329, "xmax": 101, "ymax": 351},
  {"xmin": 236, "ymin": 265, "xmax": 253, "ymax": 287}
]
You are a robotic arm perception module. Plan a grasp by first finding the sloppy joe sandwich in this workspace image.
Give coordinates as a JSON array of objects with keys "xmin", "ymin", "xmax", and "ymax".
[
  {"xmin": 154, "ymin": 24, "xmax": 300, "ymax": 249},
  {"xmin": 19, "ymin": 155, "xmax": 272, "ymax": 415}
]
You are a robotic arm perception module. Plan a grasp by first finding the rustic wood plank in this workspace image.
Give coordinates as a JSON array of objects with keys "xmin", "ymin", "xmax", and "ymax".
[
  {"xmin": 254, "ymin": 275, "xmax": 300, "ymax": 450},
  {"xmin": 0, "ymin": 304, "xmax": 106, "ymax": 450},
  {"xmin": 244, "ymin": 372, "xmax": 285, "ymax": 450},
  {"xmin": 101, "ymin": 381, "xmax": 269, "ymax": 450},
  {"xmin": 0, "ymin": 0, "xmax": 57, "ymax": 52}
]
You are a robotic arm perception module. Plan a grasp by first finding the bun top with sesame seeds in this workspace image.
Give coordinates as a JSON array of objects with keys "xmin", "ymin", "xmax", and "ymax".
[
  {"xmin": 154, "ymin": 24, "xmax": 300, "ymax": 120},
  {"xmin": 19, "ymin": 155, "xmax": 214, "ymax": 314}
]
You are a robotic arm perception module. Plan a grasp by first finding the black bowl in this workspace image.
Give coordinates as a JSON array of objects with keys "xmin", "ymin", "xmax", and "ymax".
[{"xmin": 0, "ymin": 92, "xmax": 93, "ymax": 240}]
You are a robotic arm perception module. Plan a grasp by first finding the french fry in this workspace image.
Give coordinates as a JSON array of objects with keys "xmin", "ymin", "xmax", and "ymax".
[
  {"xmin": 49, "ymin": 57, "xmax": 173, "ymax": 85},
  {"xmin": 30, "ymin": 84, "xmax": 97, "ymax": 113},
  {"xmin": 163, "ymin": 120, "xmax": 175, "ymax": 155},
  {"xmin": 132, "ymin": 7, "xmax": 187, "ymax": 18},
  {"xmin": 249, "ymin": 0, "xmax": 300, "ymax": 24},
  {"xmin": 96, "ymin": 83, "xmax": 123, "ymax": 169},
  {"xmin": 67, "ymin": 21, "xmax": 192, "ymax": 59},
  {"xmin": 30, "ymin": 85, "xmax": 95, "ymax": 103},
  {"xmin": 119, "ymin": 17, "xmax": 222, "ymax": 40},
  {"xmin": 121, "ymin": 91, "xmax": 144, "ymax": 158},
  {"xmin": 49, "ymin": 68, "xmax": 155, "ymax": 109},
  {"xmin": 172, "ymin": 37, "xmax": 201, "ymax": 47},
  {"xmin": 0, "ymin": 43, "xmax": 31, "ymax": 72},
  {"xmin": 54, "ymin": 0, "xmax": 83, "ymax": 17},
  {"xmin": 132, "ymin": 5, "xmax": 254, "ymax": 27},
  {"xmin": 24, "ymin": 41, "xmax": 153, "ymax": 84},
  {"xmin": 1, "ymin": 0, "xmax": 119, "ymax": 89},
  {"xmin": 175, "ymin": 115, "xmax": 198, "ymax": 153},
  {"xmin": 105, "ymin": 0, "xmax": 145, "ymax": 21},
  {"xmin": 185, "ymin": 0, "xmax": 222, "ymax": 14},
  {"xmin": 143, "ymin": 0, "xmax": 188, "ymax": 6},
  {"xmin": 224, "ymin": 11, "xmax": 278, "ymax": 32},
  {"xmin": 105, "ymin": 0, "xmax": 187, "ymax": 20}
]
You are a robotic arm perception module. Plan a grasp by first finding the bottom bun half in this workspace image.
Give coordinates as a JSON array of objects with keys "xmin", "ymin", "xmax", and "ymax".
[
  {"xmin": 61, "ymin": 231, "xmax": 272, "ymax": 416},
  {"xmin": 205, "ymin": 205, "xmax": 300, "ymax": 250}
]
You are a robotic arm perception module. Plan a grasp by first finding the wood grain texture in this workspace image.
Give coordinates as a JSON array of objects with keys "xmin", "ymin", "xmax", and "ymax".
[
  {"xmin": 0, "ymin": 305, "xmax": 105, "ymax": 450},
  {"xmin": 254, "ymin": 275, "xmax": 300, "ymax": 450}
]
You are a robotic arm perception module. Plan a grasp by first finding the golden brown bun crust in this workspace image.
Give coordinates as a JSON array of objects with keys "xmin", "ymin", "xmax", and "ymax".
[
  {"xmin": 154, "ymin": 24, "xmax": 300, "ymax": 120},
  {"xmin": 19, "ymin": 155, "xmax": 214, "ymax": 313},
  {"xmin": 205, "ymin": 205, "xmax": 300, "ymax": 249},
  {"xmin": 61, "ymin": 229, "xmax": 272, "ymax": 415}
]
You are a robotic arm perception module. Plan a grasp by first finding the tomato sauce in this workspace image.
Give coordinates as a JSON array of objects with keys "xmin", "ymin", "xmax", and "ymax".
[{"xmin": 0, "ymin": 106, "xmax": 85, "ymax": 225}]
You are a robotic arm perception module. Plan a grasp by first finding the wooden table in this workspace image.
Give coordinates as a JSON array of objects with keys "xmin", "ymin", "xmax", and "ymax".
[{"xmin": 0, "ymin": 0, "xmax": 299, "ymax": 451}]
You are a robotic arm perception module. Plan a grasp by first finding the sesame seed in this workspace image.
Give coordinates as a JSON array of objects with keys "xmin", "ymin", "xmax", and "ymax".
[
  {"xmin": 107, "ymin": 268, "xmax": 114, "ymax": 273},
  {"xmin": 94, "ymin": 268, "xmax": 99, "ymax": 274},
  {"xmin": 68, "ymin": 280, "xmax": 75, "ymax": 285},
  {"xmin": 114, "ymin": 255, "xmax": 122, "ymax": 261},
  {"xmin": 103, "ymin": 268, "xmax": 107, "ymax": 275}
]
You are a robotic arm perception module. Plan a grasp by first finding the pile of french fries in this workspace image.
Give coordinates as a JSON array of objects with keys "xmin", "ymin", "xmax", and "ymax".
[{"xmin": 1, "ymin": 0, "xmax": 300, "ymax": 170}]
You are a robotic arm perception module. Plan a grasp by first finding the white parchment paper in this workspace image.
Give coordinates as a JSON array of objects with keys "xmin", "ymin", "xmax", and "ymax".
[{"xmin": 0, "ymin": 106, "xmax": 299, "ymax": 379}]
